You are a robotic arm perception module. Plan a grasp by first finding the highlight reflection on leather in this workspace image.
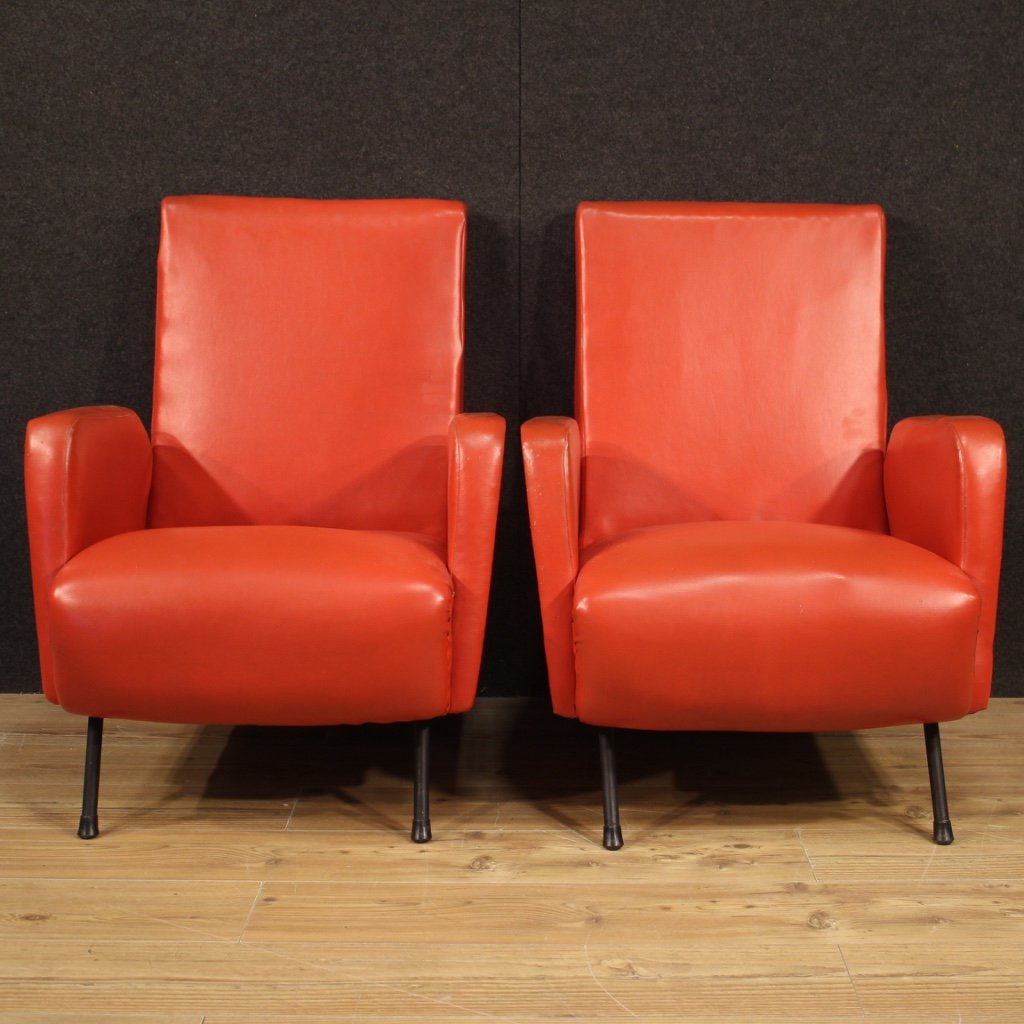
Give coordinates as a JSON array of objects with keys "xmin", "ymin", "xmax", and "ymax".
[
  {"xmin": 523, "ymin": 202, "xmax": 1006, "ymax": 730},
  {"xmin": 26, "ymin": 197, "xmax": 505, "ymax": 727}
]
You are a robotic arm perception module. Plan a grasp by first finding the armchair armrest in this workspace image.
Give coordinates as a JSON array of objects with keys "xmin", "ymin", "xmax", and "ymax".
[
  {"xmin": 25, "ymin": 406, "xmax": 152, "ymax": 701},
  {"xmin": 884, "ymin": 415, "xmax": 1006, "ymax": 708},
  {"xmin": 447, "ymin": 412, "xmax": 506, "ymax": 712},
  {"xmin": 521, "ymin": 416, "xmax": 581, "ymax": 717}
]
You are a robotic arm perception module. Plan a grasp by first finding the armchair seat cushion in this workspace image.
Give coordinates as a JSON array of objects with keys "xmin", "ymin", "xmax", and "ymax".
[
  {"xmin": 574, "ymin": 522, "xmax": 980, "ymax": 732},
  {"xmin": 49, "ymin": 526, "xmax": 453, "ymax": 725}
]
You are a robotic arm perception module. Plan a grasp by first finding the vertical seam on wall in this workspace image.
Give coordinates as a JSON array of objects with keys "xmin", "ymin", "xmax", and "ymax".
[{"xmin": 517, "ymin": 0, "xmax": 523, "ymax": 423}]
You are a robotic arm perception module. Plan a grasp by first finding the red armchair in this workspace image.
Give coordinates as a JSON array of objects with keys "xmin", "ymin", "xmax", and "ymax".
[
  {"xmin": 26, "ymin": 196, "xmax": 504, "ymax": 842},
  {"xmin": 523, "ymin": 202, "xmax": 1005, "ymax": 849}
]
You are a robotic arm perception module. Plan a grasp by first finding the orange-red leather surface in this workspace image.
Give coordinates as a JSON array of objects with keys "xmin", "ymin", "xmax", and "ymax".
[
  {"xmin": 24, "ymin": 407, "xmax": 152, "ymax": 703},
  {"xmin": 150, "ymin": 196, "xmax": 465, "ymax": 537},
  {"xmin": 573, "ymin": 522, "xmax": 980, "ymax": 732},
  {"xmin": 49, "ymin": 526, "xmax": 452, "ymax": 725},
  {"xmin": 575, "ymin": 203, "xmax": 888, "ymax": 548},
  {"xmin": 521, "ymin": 416, "xmax": 581, "ymax": 717},
  {"xmin": 447, "ymin": 413, "xmax": 506, "ymax": 712},
  {"xmin": 885, "ymin": 416, "xmax": 1007, "ymax": 712}
]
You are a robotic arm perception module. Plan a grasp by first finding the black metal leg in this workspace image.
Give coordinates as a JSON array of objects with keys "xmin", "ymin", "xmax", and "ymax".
[
  {"xmin": 77, "ymin": 716, "xmax": 103, "ymax": 840},
  {"xmin": 598, "ymin": 728, "xmax": 624, "ymax": 851},
  {"xmin": 924, "ymin": 722, "xmax": 954, "ymax": 845},
  {"xmin": 411, "ymin": 721, "xmax": 432, "ymax": 843}
]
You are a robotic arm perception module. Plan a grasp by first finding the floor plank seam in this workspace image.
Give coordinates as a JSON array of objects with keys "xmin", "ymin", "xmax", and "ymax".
[
  {"xmin": 794, "ymin": 827, "xmax": 820, "ymax": 882},
  {"xmin": 282, "ymin": 796, "xmax": 300, "ymax": 831},
  {"xmin": 584, "ymin": 941, "xmax": 639, "ymax": 1019},
  {"xmin": 919, "ymin": 842, "xmax": 940, "ymax": 884},
  {"xmin": 238, "ymin": 880, "xmax": 264, "ymax": 943},
  {"xmin": 836, "ymin": 943, "xmax": 867, "ymax": 1018}
]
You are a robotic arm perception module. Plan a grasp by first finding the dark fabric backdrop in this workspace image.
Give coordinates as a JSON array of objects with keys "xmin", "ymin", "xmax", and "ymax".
[{"xmin": 3, "ymin": 1, "xmax": 1021, "ymax": 697}]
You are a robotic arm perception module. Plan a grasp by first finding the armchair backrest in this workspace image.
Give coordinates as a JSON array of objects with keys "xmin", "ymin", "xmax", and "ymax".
[
  {"xmin": 576, "ymin": 202, "xmax": 888, "ymax": 548},
  {"xmin": 149, "ymin": 196, "xmax": 465, "ymax": 539}
]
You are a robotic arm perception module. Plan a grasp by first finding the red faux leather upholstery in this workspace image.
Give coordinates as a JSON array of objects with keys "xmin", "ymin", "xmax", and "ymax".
[
  {"xmin": 575, "ymin": 523, "xmax": 979, "ymax": 731},
  {"xmin": 50, "ymin": 527, "xmax": 452, "ymax": 725},
  {"xmin": 26, "ymin": 197, "xmax": 505, "ymax": 727},
  {"xmin": 524, "ymin": 202, "xmax": 1006, "ymax": 731},
  {"xmin": 149, "ymin": 197, "xmax": 465, "ymax": 535},
  {"xmin": 575, "ymin": 202, "xmax": 889, "ymax": 547},
  {"xmin": 885, "ymin": 415, "xmax": 1006, "ymax": 710},
  {"xmin": 25, "ymin": 406, "xmax": 152, "ymax": 703}
]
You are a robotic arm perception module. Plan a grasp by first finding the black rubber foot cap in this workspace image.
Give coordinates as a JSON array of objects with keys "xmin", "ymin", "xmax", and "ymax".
[
  {"xmin": 603, "ymin": 825, "xmax": 624, "ymax": 851},
  {"xmin": 77, "ymin": 816, "xmax": 99, "ymax": 840},
  {"xmin": 411, "ymin": 820, "xmax": 432, "ymax": 843},
  {"xmin": 933, "ymin": 819, "xmax": 954, "ymax": 845}
]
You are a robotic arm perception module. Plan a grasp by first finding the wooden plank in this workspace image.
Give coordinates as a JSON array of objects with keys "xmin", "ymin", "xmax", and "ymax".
[
  {"xmin": 0, "ymin": 803, "xmax": 295, "ymax": 833},
  {"xmin": 842, "ymin": 943, "xmax": 1024, "ymax": 1020},
  {"xmin": 239, "ymin": 940, "xmax": 861, "ymax": 1020},
  {"xmin": 0, "ymin": 940, "xmax": 861, "ymax": 1020},
  {"xmin": 0, "ymin": 879, "xmax": 259, "ymax": 942},
  {"xmin": 286, "ymin": 785, "xmax": 1019, "ymax": 834},
  {"xmin": 243, "ymin": 879, "xmax": 1024, "ymax": 946},
  {"xmin": 6, "ymin": 1017, "xmax": 201, "ymax": 1024},
  {"xmin": 0, "ymin": 827, "xmax": 814, "ymax": 884},
  {"xmin": 800, "ymin": 824, "xmax": 1024, "ymax": 882}
]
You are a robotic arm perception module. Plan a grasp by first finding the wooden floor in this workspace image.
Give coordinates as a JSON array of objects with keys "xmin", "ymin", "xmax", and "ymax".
[{"xmin": 0, "ymin": 695, "xmax": 1022, "ymax": 1022}]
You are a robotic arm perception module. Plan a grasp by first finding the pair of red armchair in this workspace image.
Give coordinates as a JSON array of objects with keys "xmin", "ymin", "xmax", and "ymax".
[{"xmin": 25, "ymin": 197, "xmax": 1005, "ymax": 850}]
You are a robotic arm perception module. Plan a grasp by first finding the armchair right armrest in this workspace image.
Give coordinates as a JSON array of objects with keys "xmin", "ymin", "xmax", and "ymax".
[
  {"xmin": 446, "ymin": 412, "xmax": 506, "ymax": 713},
  {"xmin": 884, "ymin": 415, "xmax": 1006, "ymax": 708}
]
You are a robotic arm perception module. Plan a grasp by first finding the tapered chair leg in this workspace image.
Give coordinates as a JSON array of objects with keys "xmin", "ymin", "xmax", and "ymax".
[
  {"xmin": 598, "ymin": 728, "xmax": 624, "ymax": 851},
  {"xmin": 924, "ymin": 722, "xmax": 954, "ymax": 845},
  {"xmin": 411, "ymin": 721, "xmax": 432, "ymax": 843},
  {"xmin": 77, "ymin": 716, "xmax": 104, "ymax": 840}
]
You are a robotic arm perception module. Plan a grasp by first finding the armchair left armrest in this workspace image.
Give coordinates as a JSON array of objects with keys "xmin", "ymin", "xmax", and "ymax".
[
  {"xmin": 884, "ymin": 415, "xmax": 1006, "ymax": 707},
  {"xmin": 447, "ymin": 412, "xmax": 506, "ymax": 712},
  {"xmin": 25, "ymin": 406, "xmax": 153, "ymax": 701},
  {"xmin": 521, "ymin": 416, "xmax": 581, "ymax": 718}
]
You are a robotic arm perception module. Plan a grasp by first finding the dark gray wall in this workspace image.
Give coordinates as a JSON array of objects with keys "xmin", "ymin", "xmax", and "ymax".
[{"xmin": 3, "ymin": 1, "xmax": 1021, "ymax": 697}]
